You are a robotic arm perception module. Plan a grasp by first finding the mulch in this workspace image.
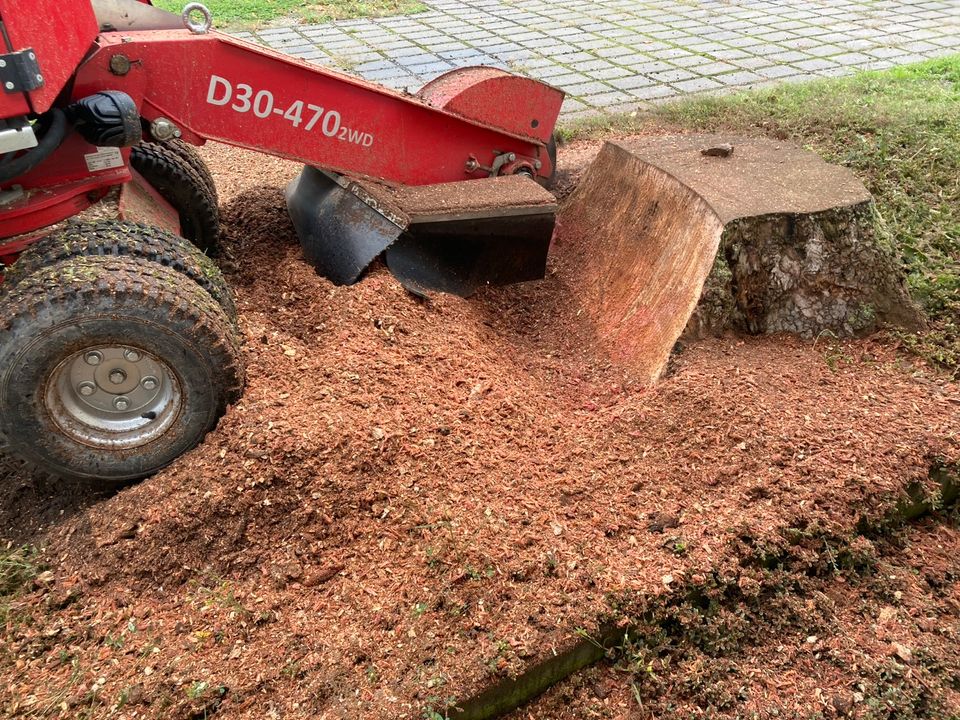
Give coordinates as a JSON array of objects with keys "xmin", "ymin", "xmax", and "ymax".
[{"xmin": 1, "ymin": 138, "xmax": 957, "ymax": 719}]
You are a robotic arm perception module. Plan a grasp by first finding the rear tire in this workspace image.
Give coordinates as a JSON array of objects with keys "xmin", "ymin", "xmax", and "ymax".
[
  {"xmin": 0, "ymin": 255, "xmax": 244, "ymax": 484},
  {"xmin": 130, "ymin": 140, "xmax": 221, "ymax": 254},
  {"xmin": 155, "ymin": 139, "xmax": 219, "ymax": 204},
  {"xmin": 3, "ymin": 220, "xmax": 238, "ymax": 324}
]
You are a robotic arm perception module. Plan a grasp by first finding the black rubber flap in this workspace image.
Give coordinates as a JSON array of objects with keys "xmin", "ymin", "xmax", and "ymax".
[
  {"xmin": 285, "ymin": 166, "xmax": 404, "ymax": 285},
  {"xmin": 386, "ymin": 211, "xmax": 555, "ymax": 297}
]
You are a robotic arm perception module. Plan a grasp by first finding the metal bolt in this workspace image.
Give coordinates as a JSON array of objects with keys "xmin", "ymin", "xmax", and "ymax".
[
  {"xmin": 109, "ymin": 369, "xmax": 127, "ymax": 385},
  {"xmin": 114, "ymin": 397, "xmax": 130, "ymax": 411},
  {"xmin": 0, "ymin": 59, "xmax": 6, "ymax": 67},
  {"xmin": 4, "ymin": 82, "xmax": 13, "ymax": 91},
  {"xmin": 84, "ymin": 351, "xmax": 103, "ymax": 366},
  {"xmin": 109, "ymin": 54, "xmax": 132, "ymax": 76},
  {"xmin": 141, "ymin": 376, "xmax": 158, "ymax": 391},
  {"xmin": 35, "ymin": 74, "xmax": 43, "ymax": 83},
  {"xmin": 28, "ymin": 52, "xmax": 35, "ymax": 60},
  {"xmin": 508, "ymin": 153, "xmax": 516, "ymax": 162},
  {"xmin": 150, "ymin": 117, "xmax": 180, "ymax": 142},
  {"xmin": 78, "ymin": 382, "xmax": 96, "ymax": 397},
  {"xmin": 124, "ymin": 349, "xmax": 141, "ymax": 362},
  {"xmin": 534, "ymin": 160, "xmax": 542, "ymax": 170}
]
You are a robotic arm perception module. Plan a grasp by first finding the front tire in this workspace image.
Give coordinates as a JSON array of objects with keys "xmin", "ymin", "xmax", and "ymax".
[{"xmin": 0, "ymin": 255, "xmax": 244, "ymax": 484}]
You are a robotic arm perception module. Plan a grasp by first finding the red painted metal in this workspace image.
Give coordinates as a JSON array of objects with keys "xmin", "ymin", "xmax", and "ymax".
[
  {"xmin": 0, "ymin": 0, "xmax": 99, "ymax": 116},
  {"xmin": 0, "ymin": 132, "xmax": 130, "ymax": 239},
  {"xmin": 118, "ymin": 168, "xmax": 180, "ymax": 235},
  {"xmin": 417, "ymin": 67, "xmax": 562, "ymax": 146},
  {"xmin": 1, "ymin": 2, "xmax": 564, "ymax": 262},
  {"xmin": 71, "ymin": 31, "xmax": 563, "ymax": 186}
]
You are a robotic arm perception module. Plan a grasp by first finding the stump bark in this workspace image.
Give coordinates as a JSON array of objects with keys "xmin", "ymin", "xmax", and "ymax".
[{"xmin": 555, "ymin": 134, "xmax": 923, "ymax": 383}]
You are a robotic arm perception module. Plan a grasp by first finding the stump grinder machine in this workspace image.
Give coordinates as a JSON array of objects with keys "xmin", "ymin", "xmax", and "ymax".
[{"xmin": 0, "ymin": 0, "xmax": 564, "ymax": 483}]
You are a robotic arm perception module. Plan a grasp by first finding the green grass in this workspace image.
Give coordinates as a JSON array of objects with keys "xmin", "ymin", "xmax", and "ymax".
[
  {"xmin": 153, "ymin": 0, "xmax": 427, "ymax": 29},
  {"xmin": 559, "ymin": 56, "xmax": 960, "ymax": 375},
  {"xmin": 0, "ymin": 545, "xmax": 40, "ymax": 623}
]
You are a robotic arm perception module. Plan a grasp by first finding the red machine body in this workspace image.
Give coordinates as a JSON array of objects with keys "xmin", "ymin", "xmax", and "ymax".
[
  {"xmin": 0, "ymin": 0, "xmax": 565, "ymax": 484},
  {"xmin": 0, "ymin": 0, "xmax": 99, "ymax": 117},
  {"xmin": 0, "ymin": 0, "xmax": 564, "ymax": 269}
]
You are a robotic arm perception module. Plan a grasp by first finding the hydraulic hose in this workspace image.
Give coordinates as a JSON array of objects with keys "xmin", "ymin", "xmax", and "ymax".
[{"xmin": 0, "ymin": 109, "xmax": 68, "ymax": 184}]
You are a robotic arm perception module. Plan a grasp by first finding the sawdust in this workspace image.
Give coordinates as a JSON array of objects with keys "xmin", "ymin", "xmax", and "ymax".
[{"xmin": 0, "ymin": 139, "xmax": 958, "ymax": 719}]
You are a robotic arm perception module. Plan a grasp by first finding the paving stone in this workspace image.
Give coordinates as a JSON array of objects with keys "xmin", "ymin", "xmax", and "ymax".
[
  {"xmin": 804, "ymin": 44, "xmax": 845, "ymax": 57},
  {"xmin": 580, "ymin": 89, "xmax": 633, "ymax": 106},
  {"xmin": 532, "ymin": 64, "xmax": 578, "ymax": 80},
  {"xmin": 560, "ymin": 97, "xmax": 588, "ymax": 113},
  {"xmin": 602, "ymin": 100, "xmax": 644, "ymax": 115},
  {"xmin": 830, "ymin": 52, "xmax": 874, "ymax": 65},
  {"xmin": 571, "ymin": 38, "xmax": 615, "ymax": 52},
  {"xmin": 900, "ymin": 40, "xmax": 941, "ymax": 52},
  {"xmin": 792, "ymin": 58, "xmax": 841, "ymax": 72},
  {"xmin": 649, "ymin": 68, "xmax": 697, "ymax": 83},
  {"xmin": 238, "ymin": 0, "xmax": 959, "ymax": 118},
  {"xmin": 609, "ymin": 74, "xmax": 656, "ymax": 91},
  {"xmin": 624, "ymin": 60, "xmax": 676, "ymax": 74},
  {"xmin": 571, "ymin": 58, "xmax": 618, "ymax": 73},
  {"xmin": 694, "ymin": 61, "xmax": 740, "ymax": 75},
  {"xmin": 562, "ymin": 80, "xmax": 616, "ymax": 96},
  {"xmin": 438, "ymin": 47, "xmax": 485, "ymax": 60},
  {"xmin": 669, "ymin": 54, "xmax": 710, "ymax": 68},
  {"xmin": 292, "ymin": 49, "xmax": 330, "ymax": 63},
  {"xmin": 714, "ymin": 70, "xmax": 765, "ymax": 86},
  {"xmin": 354, "ymin": 58, "xmax": 399, "ymax": 73},
  {"xmin": 709, "ymin": 48, "xmax": 751, "ymax": 61},
  {"xmin": 404, "ymin": 60, "xmax": 454, "ymax": 75},
  {"xmin": 756, "ymin": 64, "xmax": 803, "ymax": 79},
  {"xmin": 282, "ymin": 44, "xmax": 321, "ymax": 56},
  {"xmin": 496, "ymin": 49, "xmax": 537, "ymax": 61},
  {"xmin": 672, "ymin": 76, "xmax": 723, "ymax": 93},
  {"xmin": 363, "ymin": 65, "xmax": 412, "ymax": 81},
  {"xmin": 651, "ymin": 47, "xmax": 696, "ymax": 61},
  {"xmin": 628, "ymin": 84, "xmax": 676, "ymax": 101},
  {"xmin": 548, "ymin": 71, "xmax": 593, "ymax": 86},
  {"xmin": 553, "ymin": 51, "xmax": 599, "ymax": 64},
  {"xmin": 595, "ymin": 45, "xmax": 638, "ymax": 59},
  {"xmin": 768, "ymin": 50, "xmax": 811, "ymax": 63},
  {"xmin": 589, "ymin": 66, "xmax": 634, "ymax": 80},
  {"xmin": 379, "ymin": 75, "xmax": 420, "ymax": 91}
]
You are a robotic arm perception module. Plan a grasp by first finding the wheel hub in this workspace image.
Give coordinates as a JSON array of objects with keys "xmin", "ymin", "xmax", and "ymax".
[{"xmin": 46, "ymin": 345, "xmax": 182, "ymax": 449}]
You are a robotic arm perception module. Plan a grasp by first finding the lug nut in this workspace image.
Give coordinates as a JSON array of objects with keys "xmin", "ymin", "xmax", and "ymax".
[
  {"xmin": 109, "ymin": 369, "xmax": 127, "ymax": 385},
  {"xmin": 114, "ymin": 397, "xmax": 130, "ymax": 411},
  {"xmin": 78, "ymin": 382, "xmax": 96, "ymax": 397},
  {"xmin": 124, "ymin": 349, "xmax": 141, "ymax": 362},
  {"xmin": 142, "ymin": 376, "xmax": 159, "ymax": 391},
  {"xmin": 84, "ymin": 351, "xmax": 103, "ymax": 366}
]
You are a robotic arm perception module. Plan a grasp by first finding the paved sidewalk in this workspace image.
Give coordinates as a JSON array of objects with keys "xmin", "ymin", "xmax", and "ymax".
[{"xmin": 236, "ymin": 1, "xmax": 960, "ymax": 119}]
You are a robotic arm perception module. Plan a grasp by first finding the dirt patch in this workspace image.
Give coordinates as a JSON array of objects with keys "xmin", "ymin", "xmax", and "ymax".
[
  {"xmin": 510, "ymin": 511, "xmax": 960, "ymax": 720},
  {"xmin": 1, "ymin": 139, "xmax": 958, "ymax": 719}
]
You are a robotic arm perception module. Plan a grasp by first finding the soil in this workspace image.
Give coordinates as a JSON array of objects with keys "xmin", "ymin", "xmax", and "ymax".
[
  {"xmin": 509, "ymin": 516, "xmax": 960, "ymax": 720},
  {"xmin": 1, "ymin": 137, "xmax": 958, "ymax": 720}
]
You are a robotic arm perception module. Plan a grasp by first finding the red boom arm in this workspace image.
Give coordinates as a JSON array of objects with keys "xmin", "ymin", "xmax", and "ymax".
[{"xmin": 72, "ymin": 31, "xmax": 563, "ymax": 187}]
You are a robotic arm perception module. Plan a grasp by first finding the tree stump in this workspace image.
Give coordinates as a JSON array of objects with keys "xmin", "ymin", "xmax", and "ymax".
[{"xmin": 554, "ymin": 134, "xmax": 922, "ymax": 384}]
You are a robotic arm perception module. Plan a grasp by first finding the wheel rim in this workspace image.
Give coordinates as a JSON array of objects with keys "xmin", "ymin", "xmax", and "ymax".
[{"xmin": 45, "ymin": 345, "xmax": 182, "ymax": 450}]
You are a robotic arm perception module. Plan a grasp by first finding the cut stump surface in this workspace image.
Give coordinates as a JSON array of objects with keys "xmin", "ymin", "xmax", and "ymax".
[{"xmin": 556, "ymin": 134, "xmax": 922, "ymax": 384}]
